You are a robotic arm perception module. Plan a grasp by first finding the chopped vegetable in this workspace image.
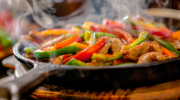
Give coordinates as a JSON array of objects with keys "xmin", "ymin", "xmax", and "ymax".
[
  {"xmin": 104, "ymin": 19, "xmax": 172, "ymax": 38},
  {"xmin": 65, "ymin": 58, "xmax": 113, "ymax": 66},
  {"xmin": 54, "ymin": 35, "xmax": 81, "ymax": 49},
  {"xmin": 24, "ymin": 47, "xmax": 37, "ymax": 54},
  {"xmin": 123, "ymin": 31, "xmax": 149, "ymax": 50},
  {"xmin": 172, "ymin": 30, "xmax": 180, "ymax": 39},
  {"xmin": 65, "ymin": 32, "xmax": 117, "ymax": 38},
  {"xmin": 65, "ymin": 58, "xmax": 86, "ymax": 66},
  {"xmin": 150, "ymin": 35, "xmax": 180, "ymax": 55},
  {"xmin": 82, "ymin": 21, "xmax": 134, "ymax": 45},
  {"xmin": 34, "ymin": 45, "xmax": 81, "ymax": 60},
  {"xmin": 161, "ymin": 47, "xmax": 176, "ymax": 57},
  {"xmin": 92, "ymin": 52, "xmax": 123, "ymax": 61},
  {"xmin": 84, "ymin": 29, "xmax": 96, "ymax": 46},
  {"xmin": 41, "ymin": 29, "xmax": 80, "ymax": 35},
  {"xmin": 63, "ymin": 37, "xmax": 105, "ymax": 64}
]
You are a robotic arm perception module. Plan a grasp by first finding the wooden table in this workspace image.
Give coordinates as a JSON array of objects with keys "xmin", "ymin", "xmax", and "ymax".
[{"xmin": 30, "ymin": 79, "xmax": 180, "ymax": 100}]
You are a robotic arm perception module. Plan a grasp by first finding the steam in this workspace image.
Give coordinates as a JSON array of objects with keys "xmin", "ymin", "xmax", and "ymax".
[{"xmin": 0, "ymin": 0, "xmax": 178, "ymax": 40}]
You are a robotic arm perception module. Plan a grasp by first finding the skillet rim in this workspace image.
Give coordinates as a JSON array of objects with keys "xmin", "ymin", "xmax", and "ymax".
[{"xmin": 13, "ymin": 41, "xmax": 180, "ymax": 70}]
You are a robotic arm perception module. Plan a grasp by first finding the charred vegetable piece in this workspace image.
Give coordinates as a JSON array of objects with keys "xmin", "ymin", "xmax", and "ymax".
[
  {"xmin": 65, "ymin": 58, "xmax": 86, "ymax": 66},
  {"xmin": 63, "ymin": 37, "xmax": 105, "ymax": 64},
  {"xmin": 34, "ymin": 45, "xmax": 81, "ymax": 60},
  {"xmin": 150, "ymin": 36, "xmax": 180, "ymax": 55},
  {"xmin": 115, "ymin": 63, "xmax": 136, "ymax": 66},
  {"xmin": 54, "ymin": 35, "xmax": 81, "ymax": 49},
  {"xmin": 24, "ymin": 47, "xmax": 37, "ymax": 54},
  {"xmin": 123, "ymin": 31, "xmax": 149, "ymax": 50},
  {"xmin": 92, "ymin": 52, "xmax": 123, "ymax": 61}
]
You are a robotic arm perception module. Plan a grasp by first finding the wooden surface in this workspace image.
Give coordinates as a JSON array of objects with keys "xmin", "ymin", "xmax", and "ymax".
[{"xmin": 30, "ymin": 79, "xmax": 180, "ymax": 100}]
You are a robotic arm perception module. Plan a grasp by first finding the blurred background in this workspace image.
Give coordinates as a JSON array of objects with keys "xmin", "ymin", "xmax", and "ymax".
[{"xmin": 1, "ymin": 0, "xmax": 180, "ymax": 99}]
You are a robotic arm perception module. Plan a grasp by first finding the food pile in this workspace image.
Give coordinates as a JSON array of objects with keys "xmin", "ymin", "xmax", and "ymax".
[{"xmin": 23, "ymin": 16, "xmax": 180, "ymax": 66}]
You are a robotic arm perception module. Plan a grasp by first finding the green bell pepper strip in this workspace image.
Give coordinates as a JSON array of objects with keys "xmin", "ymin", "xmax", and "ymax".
[
  {"xmin": 125, "ymin": 31, "xmax": 149, "ymax": 50},
  {"xmin": 0, "ymin": 30, "xmax": 13, "ymax": 49},
  {"xmin": 92, "ymin": 52, "xmax": 123, "ymax": 61},
  {"xmin": 65, "ymin": 58, "xmax": 86, "ymax": 66},
  {"xmin": 65, "ymin": 58, "xmax": 113, "ymax": 66},
  {"xmin": 24, "ymin": 47, "xmax": 37, "ymax": 54},
  {"xmin": 34, "ymin": 45, "xmax": 81, "ymax": 60},
  {"xmin": 115, "ymin": 63, "xmax": 136, "ymax": 66},
  {"xmin": 149, "ymin": 35, "xmax": 180, "ymax": 55}
]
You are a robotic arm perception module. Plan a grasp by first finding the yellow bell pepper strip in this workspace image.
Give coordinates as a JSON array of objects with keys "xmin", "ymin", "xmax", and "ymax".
[
  {"xmin": 24, "ymin": 47, "xmax": 37, "ymax": 54},
  {"xmin": 115, "ymin": 63, "xmax": 136, "ymax": 66},
  {"xmin": 41, "ymin": 29, "xmax": 80, "ymax": 35},
  {"xmin": 54, "ymin": 35, "xmax": 81, "ymax": 49},
  {"xmin": 150, "ymin": 35, "xmax": 180, "ymax": 55},
  {"xmin": 63, "ymin": 37, "xmax": 105, "ymax": 64},
  {"xmin": 83, "ymin": 21, "xmax": 134, "ymax": 45},
  {"xmin": 92, "ymin": 52, "xmax": 123, "ymax": 61},
  {"xmin": 161, "ymin": 47, "xmax": 176, "ymax": 57},
  {"xmin": 84, "ymin": 29, "xmax": 96, "ymax": 46},
  {"xmin": 123, "ymin": 31, "xmax": 149, "ymax": 50},
  {"xmin": 65, "ymin": 58, "xmax": 113, "ymax": 66},
  {"xmin": 34, "ymin": 45, "xmax": 81, "ymax": 60},
  {"xmin": 72, "ymin": 26, "xmax": 82, "ymax": 31},
  {"xmin": 69, "ymin": 42, "xmax": 87, "ymax": 50}
]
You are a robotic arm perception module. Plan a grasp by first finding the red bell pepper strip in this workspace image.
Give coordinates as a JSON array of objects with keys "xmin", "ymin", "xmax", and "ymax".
[
  {"xmin": 161, "ymin": 47, "xmax": 176, "ymax": 57},
  {"xmin": 103, "ymin": 19, "xmax": 124, "ymax": 29},
  {"xmin": 63, "ymin": 37, "xmax": 105, "ymax": 64},
  {"xmin": 54, "ymin": 35, "xmax": 81, "ymax": 49}
]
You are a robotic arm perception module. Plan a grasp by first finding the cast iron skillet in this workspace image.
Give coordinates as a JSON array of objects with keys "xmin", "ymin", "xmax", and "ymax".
[{"xmin": 1, "ymin": 40, "xmax": 180, "ymax": 100}]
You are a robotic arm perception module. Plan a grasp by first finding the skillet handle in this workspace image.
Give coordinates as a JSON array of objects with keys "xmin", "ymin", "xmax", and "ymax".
[{"xmin": 0, "ymin": 63, "xmax": 65, "ymax": 100}]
